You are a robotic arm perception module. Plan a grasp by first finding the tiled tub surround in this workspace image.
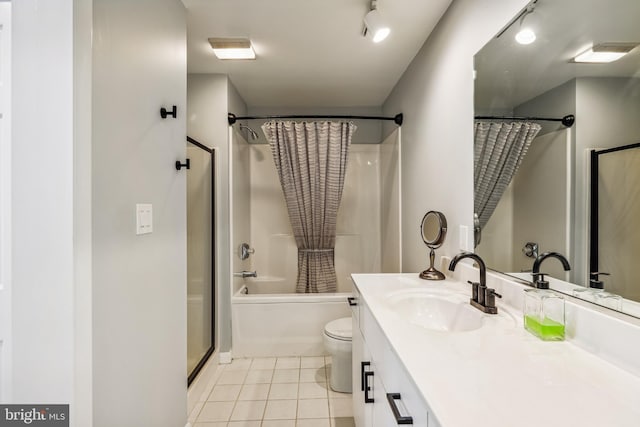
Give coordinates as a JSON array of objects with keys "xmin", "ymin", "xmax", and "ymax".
[
  {"xmin": 352, "ymin": 266, "xmax": 640, "ymax": 426},
  {"xmin": 189, "ymin": 356, "xmax": 355, "ymax": 427}
]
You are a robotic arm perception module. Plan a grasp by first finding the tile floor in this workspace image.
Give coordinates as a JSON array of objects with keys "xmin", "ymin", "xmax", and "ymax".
[{"xmin": 189, "ymin": 356, "xmax": 355, "ymax": 427}]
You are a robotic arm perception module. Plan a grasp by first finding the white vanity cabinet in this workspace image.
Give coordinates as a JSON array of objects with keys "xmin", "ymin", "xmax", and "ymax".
[{"xmin": 352, "ymin": 284, "xmax": 434, "ymax": 427}]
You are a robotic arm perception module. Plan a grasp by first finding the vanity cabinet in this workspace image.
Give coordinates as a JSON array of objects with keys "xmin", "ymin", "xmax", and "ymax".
[{"xmin": 352, "ymin": 285, "xmax": 435, "ymax": 427}]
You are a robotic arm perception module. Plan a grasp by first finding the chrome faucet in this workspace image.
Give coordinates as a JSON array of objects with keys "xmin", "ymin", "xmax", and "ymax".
[
  {"xmin": 531, "ymin": 252, "xmax": 571, "ymax": 289},
  {"xmin": 448, "ymin": 252, "xmax": 501, "ymax": 314},
  {"xmin": 234, "ymin": 270, "xmax": 257, "ymax": 278}
]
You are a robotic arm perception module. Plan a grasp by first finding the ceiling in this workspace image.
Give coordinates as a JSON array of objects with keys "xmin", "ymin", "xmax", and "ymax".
[
  {"xmin": 184, "ymin": 0, "xmax": 453, "ymax": 108},
  {"xmin": 474, "ymin": 0, "xmax": 640, "ymax": 112}
]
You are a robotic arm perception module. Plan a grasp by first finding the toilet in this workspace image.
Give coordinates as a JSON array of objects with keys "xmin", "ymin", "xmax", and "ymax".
[{"xmin": 323, "ymin": 317, "xmax": 352, "ymax": 393}]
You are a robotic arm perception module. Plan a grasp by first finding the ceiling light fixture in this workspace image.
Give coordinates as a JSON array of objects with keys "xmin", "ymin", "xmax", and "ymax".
[
  {"xmin": 573, "ymin": 43, "xmax": 638, "ymax": 63},
  {"xmin": 208, "ymin": 38, "xmax": 256, "ymax": 60},
  {"xmin": 363, "ymin": 0, "xmax": 390, "ymax": 43},
  {"xmin": 515, "ymin": 3, "xmax": 537, "ymax": 45}
]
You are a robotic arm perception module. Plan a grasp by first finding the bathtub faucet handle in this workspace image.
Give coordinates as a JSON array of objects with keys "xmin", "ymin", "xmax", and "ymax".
[
  {"xmin": 239, "ymin": 243, "xmax": 255, "ymax": 260},
  {"xmin": 234, "ymin": 270, "xmax": 257, "ymax": 278}
]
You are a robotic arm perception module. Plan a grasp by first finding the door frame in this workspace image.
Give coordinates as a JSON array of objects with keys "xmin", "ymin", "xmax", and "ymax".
[{"xmin": 186, "ymin": 136, "xmax": 216, "ymax": 386}]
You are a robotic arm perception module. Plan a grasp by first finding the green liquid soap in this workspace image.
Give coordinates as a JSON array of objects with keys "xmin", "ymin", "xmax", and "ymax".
[{"xmin": 524, "ymin": 315, "xmax": 565, "ymax": 341}]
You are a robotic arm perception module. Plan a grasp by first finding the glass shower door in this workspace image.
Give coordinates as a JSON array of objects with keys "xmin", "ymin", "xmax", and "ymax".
[{"xmin": 187, "ymin": 140, "xmax": 215, "ymax": 383}]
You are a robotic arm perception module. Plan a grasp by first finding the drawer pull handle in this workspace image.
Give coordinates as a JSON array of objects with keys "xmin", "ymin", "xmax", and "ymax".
[
  {"xmin": 347, "ymin": 297, "xmax": 357, "ymax": 306},
  {"xmin": 360, "ymin": 361, "xmax": 370, "ymax": 391},
  {"xmin": 386, "ymin": 393, "xmax": 413, "ymax": 424},
  {"xmin": 364, "ymin": 371, "xmax": 374, "ymax": 403}
]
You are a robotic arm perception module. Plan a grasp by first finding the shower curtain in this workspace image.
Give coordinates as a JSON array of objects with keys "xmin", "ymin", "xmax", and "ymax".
[
  {"xmin": 262, "ymin": 121, "xmax": 356, "ymax": 293},
  {"xmin": 474, "ymin": 121, "xmax": 541, "ymax": 229}
]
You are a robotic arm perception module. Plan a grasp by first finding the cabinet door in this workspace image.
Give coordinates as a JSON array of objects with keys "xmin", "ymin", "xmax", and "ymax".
[{"xmin": 352, "ymin": 317, "xmax": 373, "ymax": 427}]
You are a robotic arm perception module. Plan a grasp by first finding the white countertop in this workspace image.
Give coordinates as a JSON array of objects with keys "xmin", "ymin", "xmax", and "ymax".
[{"xmin": 352, "ymin": 273, "xmax": 640, "ymax": 427}]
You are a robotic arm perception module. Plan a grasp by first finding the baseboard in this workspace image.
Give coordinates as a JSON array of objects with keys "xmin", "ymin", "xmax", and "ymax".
[{"xmin": 219, "ymin": 351, "xmax": 232, "ymax": 364}]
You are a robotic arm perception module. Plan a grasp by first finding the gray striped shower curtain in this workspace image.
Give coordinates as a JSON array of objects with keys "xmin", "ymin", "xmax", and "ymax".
[
  {"xmin": 262, "ymin": 121, "xmax": 356, "ymax": 293},
  {"xmin": 474, "ymin": 121, "xmax": 541, "ymax": 229}
]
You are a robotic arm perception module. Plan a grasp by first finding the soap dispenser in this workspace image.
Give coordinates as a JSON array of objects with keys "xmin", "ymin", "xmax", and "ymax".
[
  {"xmin": 524, "ymin": 273, "xmax": 565, "ymax": 341},
  {"xmin": 572, "ymin": 272, "xmax": 623, "ymax": 311}
]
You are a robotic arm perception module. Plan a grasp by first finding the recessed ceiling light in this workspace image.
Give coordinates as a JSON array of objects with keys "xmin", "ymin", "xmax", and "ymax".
[
  {"xmin": 208, "ymin": 38, "xmax": 256, "ymax": 60},
  {"xmin": 573, "ymin": 43, "xmax": 638, "ymax": 63}
]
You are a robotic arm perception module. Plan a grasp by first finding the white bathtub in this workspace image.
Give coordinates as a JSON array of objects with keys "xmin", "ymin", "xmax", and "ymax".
[{"xmin": 231, "ymin": 279, "xmax": 352, "ymax": 357}]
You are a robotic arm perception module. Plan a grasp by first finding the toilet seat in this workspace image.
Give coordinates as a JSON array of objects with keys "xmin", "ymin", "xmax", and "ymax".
[{"xmin": 324, "ymin": 317, "xmax": 352, "ymax": 341}]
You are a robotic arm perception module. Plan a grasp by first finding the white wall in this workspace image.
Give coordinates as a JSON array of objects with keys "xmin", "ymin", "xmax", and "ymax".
[
  {"xmin": 382, "ymin": 0, "xmax": 529, "ymax": 271},
  {"xmin": 512, "ymin": 129, "xmax": 570, "ymax": 278},
  {"xmin": 92, "ymin": 1, "xmax": 187, "ymax": 426},
  {"xmin": 231, "ymin": 130, "xmax": 251, "ymax": 296},
  {"xmin": 12, "ymin": 0, "xmax": 76, "ymax": 407},
  {"xmin": 575, "ymin": 77, "xmax": 640, "ymax": 286},
  {"xmin": 73, "ymin": 0, "xmax": 93, "ymax": 425},
  {"xmin": 476, "ymin": 183, "xmax": 514, "ymax": 272},
  {"xmin": 380, "ymin": 129, "xmax": 402, "ymax": 272}
]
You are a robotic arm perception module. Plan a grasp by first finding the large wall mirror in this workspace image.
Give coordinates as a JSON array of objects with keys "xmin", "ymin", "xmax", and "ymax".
[{"xmin": 473, "ymin": 0, "xmax": 640, "ymax": 317}]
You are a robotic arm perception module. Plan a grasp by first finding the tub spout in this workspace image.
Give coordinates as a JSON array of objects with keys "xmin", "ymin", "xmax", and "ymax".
[{"xmin": 234, "ymin": 271, "xmax": 257, "ymax": 278}]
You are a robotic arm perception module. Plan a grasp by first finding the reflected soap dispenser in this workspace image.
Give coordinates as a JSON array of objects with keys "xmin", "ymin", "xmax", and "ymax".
[
  {"xmin": 572, "ymin": 272, "xmax": 623, "ymax": 311},
  {"xmin": 524, "ymin": 273, "xmax": 565, "ymax": 341}
]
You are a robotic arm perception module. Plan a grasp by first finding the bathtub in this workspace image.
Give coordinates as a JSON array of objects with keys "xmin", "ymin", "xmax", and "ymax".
[{"xmin": 231, "ymin": 278, "xmax": 352, "ymax": 357}]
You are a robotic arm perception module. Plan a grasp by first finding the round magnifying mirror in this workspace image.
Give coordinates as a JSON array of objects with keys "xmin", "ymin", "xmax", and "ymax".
[{"xmin": 419, "ymin": 211, "xmax": 448, "ymax": 280}]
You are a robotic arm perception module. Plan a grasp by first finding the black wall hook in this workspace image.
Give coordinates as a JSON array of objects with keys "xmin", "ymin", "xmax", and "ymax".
[
  {"xmin": 161, "ymin": 105, "xmax": 177, "ymax": 119},
  {"xmin": 175, "ymin": 159, "xmax": 190, "ymax": 170}
]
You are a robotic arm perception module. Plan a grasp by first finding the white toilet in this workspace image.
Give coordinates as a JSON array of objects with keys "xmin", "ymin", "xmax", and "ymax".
[{"xmin": 323, "ymin": 317, "xmax": 352, "ymax": 393}]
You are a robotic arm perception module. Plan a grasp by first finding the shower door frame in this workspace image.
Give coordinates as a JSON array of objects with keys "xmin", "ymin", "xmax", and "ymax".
[
  {"xmin": 187, "ymin": 136, "xmax": 216, "ymax": 386},
  {"xmin": 589, "ymin": 141, "xmax": 640, "ymax": 278}
]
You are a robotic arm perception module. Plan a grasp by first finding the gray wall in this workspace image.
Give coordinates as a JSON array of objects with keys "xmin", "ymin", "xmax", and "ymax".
[
  {"xmin": 575, "ymin": 77, "xmax": 640, "ymax": 285},
  {"xmin": 187, "ymin": 74, "xmax": 247, "ymax": 353},
  {"xmin": 511, "ymin": 77, "xmax": 640, "ymax": 286},
  {"xmin": 382, "ymin": 0, "xmax": 529, "ymax": 270},
  {"xmin": 92, "ymin": 1, "xmax": 187, "ymax": 426}
]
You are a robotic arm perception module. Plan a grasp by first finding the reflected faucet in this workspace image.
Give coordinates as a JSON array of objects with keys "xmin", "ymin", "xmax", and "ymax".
[
  {"xmin": 531, "ymin": 252, "xmax": 571, "ymax": 289},
  {"xmin": 448, "ymin": 252, "xmax": 501, "ymax": 314},
  {"xmin": 234, "ymin": 271, "xmax": 257, "ymax": 278}
]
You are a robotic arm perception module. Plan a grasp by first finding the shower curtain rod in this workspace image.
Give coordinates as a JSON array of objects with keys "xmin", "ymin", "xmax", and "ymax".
[
  {"xmin": 475, "ymin": 114, "xmax": 575, "ymax": 128},
  {"xmin": 227, "ymin": 112, "xmax": 403, "ymax": 126}
]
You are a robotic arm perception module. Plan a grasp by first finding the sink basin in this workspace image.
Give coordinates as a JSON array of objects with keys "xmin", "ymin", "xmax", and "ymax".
[{"xmin": 386, "ymin": 290, "xmax": 498, "ymax": 332}]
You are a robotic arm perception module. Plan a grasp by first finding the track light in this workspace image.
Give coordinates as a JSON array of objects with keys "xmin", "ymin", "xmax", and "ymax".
[
  {"xmin": 515, "ymin": 3, "xmax": 537, "ymax": 45},
  {"xmin": 363, "ymin": 1, "xmax": 390, "ymax": 43}
]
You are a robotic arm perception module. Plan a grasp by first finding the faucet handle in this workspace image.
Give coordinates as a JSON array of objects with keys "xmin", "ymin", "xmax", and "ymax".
[
  {"xmin": 467, "ymin": 281, "xmax": 480, "ymax": 302},
  {"xmin": 487, "ymin": 288, "xmax": 502, "ymax": 299},
  {"xmin": 589, "ymin": 272, "xmax": 609, "ymax": 289},
  {"xmin": 484, "ymin": 288, "xmax": 502, "ymax": 312},
  {"xmin": 531, "ymin": 272, "xmax": 550, "ymax": 289}
]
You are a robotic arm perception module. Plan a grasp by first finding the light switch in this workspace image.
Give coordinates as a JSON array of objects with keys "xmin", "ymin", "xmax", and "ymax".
[{"xmin": 136, "ymin": 204, "xmax": 153, "ymax": 235}]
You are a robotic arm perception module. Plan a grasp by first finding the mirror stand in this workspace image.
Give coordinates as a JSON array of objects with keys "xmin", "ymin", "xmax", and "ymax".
[
  {"xmin": 419, "ymin": 210, "xmax": 448, "ymax": 281},
  {"xmin": 420, "ymin": 247, "xmax": 445, "ymax": 280}
]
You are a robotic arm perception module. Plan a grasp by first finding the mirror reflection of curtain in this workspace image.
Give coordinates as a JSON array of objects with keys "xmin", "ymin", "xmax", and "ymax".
[
  {"xmin": 474, "ymin": 121, "xmax": 541, "ymax": 228},
  {"xmin": 262, "ymin": 121, "xmax": 356, "ymax": 293}
]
